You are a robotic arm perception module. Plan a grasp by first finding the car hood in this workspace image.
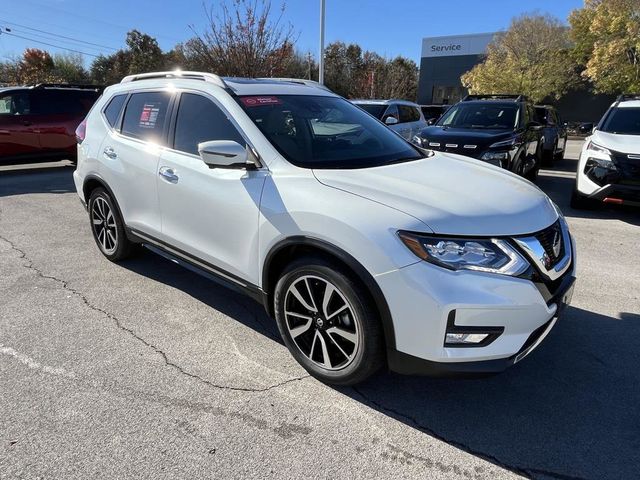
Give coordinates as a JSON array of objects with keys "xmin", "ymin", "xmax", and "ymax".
[
  {"xmin": 418, "ymin": 126, "xmax": 515, "ymax": 150},
  {"xmin": 313, "ymin": 153, "xmax": 558, "ymax": 236},
  {"xmin": 592, "ymin": 131, "xmax": 640, "ymax": 154}
]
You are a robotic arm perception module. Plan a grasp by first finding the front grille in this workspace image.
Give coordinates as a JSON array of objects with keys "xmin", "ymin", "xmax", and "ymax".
[
  {"xmin": 612, "ymin": 151, "xmax": 640, "ymax": 184},
  {"xmin": 534, "ymin": 220, "xmax": 564, "ymax": 267},
  {"xmin": 429, "ymin": 144, "xmax": 482, "ymax": 158}
]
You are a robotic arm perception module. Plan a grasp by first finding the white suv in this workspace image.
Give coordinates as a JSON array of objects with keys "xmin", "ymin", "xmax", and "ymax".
[
  {"xmin": 572, "ymin": 94, "xmax": 640, "ymax": 209},
  {"xmin": 74, "ymin": 71, "xmax": 576, "ymax": 385}
]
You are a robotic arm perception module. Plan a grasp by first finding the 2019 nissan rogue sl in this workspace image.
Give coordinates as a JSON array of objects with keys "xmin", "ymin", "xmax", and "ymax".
[
  {"xmin": 74, "ymin": 72, "xmax": 576, "ymax": 385},
  {"xmin": 572, "ymin": 94, "xmax": 640, "ymax": 209}
]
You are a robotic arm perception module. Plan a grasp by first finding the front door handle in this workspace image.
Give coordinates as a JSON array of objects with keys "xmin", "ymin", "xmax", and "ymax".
[
  {"xmin": 159, "ymin": 166, "xmax": 179, "ymax": 184},
  {"xmin": 103, "ymin": 147, "xmax": 118, "ymax": 160}
]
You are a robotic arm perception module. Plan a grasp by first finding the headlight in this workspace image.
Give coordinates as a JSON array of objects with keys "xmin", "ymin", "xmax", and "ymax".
[
  {"xmin": 489, "ymin": 137, "xmax": 519, "ymax": 149},
  {"xmin": 480, "ymin": 150, "xmax": 509, "ymax": 167},
  {"xmin": 398, "ymin": 231, "xmax": 529, "ymax": 276},
  {"xmin": 585, "ymin": 141, "xmax": 612, "ymax": 160}
]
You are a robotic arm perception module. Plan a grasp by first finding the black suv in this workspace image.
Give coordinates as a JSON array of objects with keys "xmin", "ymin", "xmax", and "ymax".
[
  {"xmin": 413, "ymin": 94, "xmax": 544, "ymax": 181},
  {"xmin": 535, "ymin": 105, "xmax": 568, "ymax": 165}
]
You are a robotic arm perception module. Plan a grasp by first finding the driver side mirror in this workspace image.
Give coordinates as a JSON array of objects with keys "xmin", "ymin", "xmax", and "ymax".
[
  {"xmin": 198, "ymin": 140, "xmax": 257, "ymax": 169},
  {"xmin": 384, "ymin": 116, "xmax": 399, "ymax": 125}
]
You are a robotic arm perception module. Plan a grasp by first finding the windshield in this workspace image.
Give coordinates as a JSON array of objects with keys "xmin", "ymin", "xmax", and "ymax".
[
  {"xmin": 354, "ymin": 103, "xmax": 386, "ymax": 120},
  {"xmin": 436, "ymin": 103, "xmax": 519, "ymax": 130},
  {"xmin": 239, "ymin": 95, "xmax": 422, "ymax": 169},
  {"xmin": 601, "ymin": 107, "xmax": 640, "ymax": 135}
]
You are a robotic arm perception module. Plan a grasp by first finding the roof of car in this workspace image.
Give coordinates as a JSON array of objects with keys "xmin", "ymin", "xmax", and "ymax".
[
  {"xmin": 351, "ymin": 99, "xmax": 420, "ymax": 106},
  {"xmin": 113, "ymin": 71, "xmax": 336, "ymax": 97},
  {"xmin": 616, "ymin": 100, "xmax": 640, "ymax": 108}
]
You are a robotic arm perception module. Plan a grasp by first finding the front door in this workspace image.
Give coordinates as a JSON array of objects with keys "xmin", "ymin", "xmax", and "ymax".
[{"xmin": 157, "ymin": 92, "xmax": 267, "ymax": 284}]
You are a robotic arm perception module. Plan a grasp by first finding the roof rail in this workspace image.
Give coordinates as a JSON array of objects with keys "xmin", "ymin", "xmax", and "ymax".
[
  {"xmin": 120, "ymin": 71, "xmax": 228, "ymax": 89},
  {"xmin": 462, "ymin": 94, "xmax": 526, "ymax": 102},
  {"xmin": 257, "ymin": 77, "xmax": 332, "ymax": 92},
  {"xmin": 32, "ymin": 83, "xmax": 104, "ymax": 90},
  {"xmin": 615, "ymin": 94, "xmax": 640, "ymax": 104}
]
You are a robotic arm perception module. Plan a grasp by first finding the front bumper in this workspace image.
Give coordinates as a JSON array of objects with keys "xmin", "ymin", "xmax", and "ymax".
[{"xmin": 377, "ymin": 233, "xmax": 576, "ymax": 375}]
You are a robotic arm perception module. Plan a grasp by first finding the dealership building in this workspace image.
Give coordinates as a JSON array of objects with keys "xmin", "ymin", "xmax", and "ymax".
[{"xmin": 417, "ymin": 32, "xmax": 614, "ymax": 122}]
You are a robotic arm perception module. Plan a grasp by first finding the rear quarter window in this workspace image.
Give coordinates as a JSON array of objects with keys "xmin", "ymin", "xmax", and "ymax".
[
  {"xmin": 103, "ymin": 94, "xmax": 127, "ymax": 128},
  {"xmin": 121, "ymin": 92, "xmax": 172, "ymax": 143}
]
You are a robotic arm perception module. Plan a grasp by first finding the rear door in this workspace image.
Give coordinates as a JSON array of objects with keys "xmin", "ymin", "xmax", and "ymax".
[
  {"xmin": 101, "ymin": 90, "xmax": 172, "ymax": 237},
  {"xmin": 0, "ymin": 90, "xmax": 40, "ymax": 158}
]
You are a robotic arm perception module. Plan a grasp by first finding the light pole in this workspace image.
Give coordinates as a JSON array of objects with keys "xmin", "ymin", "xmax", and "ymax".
[{"xmin": 319, "ymin": 0, "xmax": 325, "ymax": 84}]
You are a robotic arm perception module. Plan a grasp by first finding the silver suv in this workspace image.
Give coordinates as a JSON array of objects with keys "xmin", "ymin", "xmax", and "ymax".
[{"xmin": 352, "ymin": 99, "xmax": 427, "ymax": 140}]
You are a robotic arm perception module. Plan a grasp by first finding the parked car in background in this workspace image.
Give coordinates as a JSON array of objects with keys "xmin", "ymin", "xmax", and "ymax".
[
  {"xmin": 74, "ymin": 72, "xmax": 575, "ymax": 385},
  {"xmin": 535, "ymin": 105, "xmax": 568, "ymax": 165},
  {"xmin": 420, "ymin": 104, "xmax": 450, "ymax": 125},
  {"xmin": 352, "ymin": 99, "xmax": 427, "ymax": 140},
  {"xmin": 572, "ymin": 94, "xmax": 640, "ymax": 209},
  {"xmin": 412, "ymin": 94, "xmax": 544, "ymax": 181},
  {"xmin": 0, "ymin": 83, "xmax": 102, "ymax": 164}
]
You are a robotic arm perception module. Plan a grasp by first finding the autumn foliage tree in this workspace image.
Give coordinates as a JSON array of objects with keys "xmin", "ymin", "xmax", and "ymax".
[
  {"xmin": 569, "ymin": 0, "xmax": 640, "ymax": 93},
  {"xmin": 461, "ymin": 14, "xmax": 577, "ymax": 103}
]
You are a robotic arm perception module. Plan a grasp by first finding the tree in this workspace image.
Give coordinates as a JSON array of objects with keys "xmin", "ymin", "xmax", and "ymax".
[
  {"xmin": 126, "ymin": 30, "xmax": 165, "ymax": 74},
  {"xmin": 461, "ymin": 14, "xmax": 577, "ymax": 103},
  {"xmin": 52, "ymin": 53, "xmax": 89, "ymax": 83},
  {"xmin": 569, "ymin": 0, "xmax": 640, "ymax": 93},
  {"xmin": 90, "ymin": 50, "xmax": 131, "ymax": 85},
  {"xmin": 19, "ymin": 48, "xmax": 56, "ymax": 84},
  {"xmin": 187, "ymin": 0, "xmax": 298, "ymax": 76}
]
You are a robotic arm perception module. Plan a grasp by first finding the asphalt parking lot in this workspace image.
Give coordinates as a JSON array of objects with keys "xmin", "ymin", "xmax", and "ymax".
[{"xmin": 1, "ymin": 139, "xmax": 638, "ymax": 479}]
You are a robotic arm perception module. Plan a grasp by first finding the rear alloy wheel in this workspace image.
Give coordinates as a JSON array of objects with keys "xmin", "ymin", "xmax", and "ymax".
[
  {"xmin": 274, "ymin": 258, "xmax": 384, "ymax": 385},
  {"xmin": 88, "ymin": 188, "xmax": 136, "ymax": 261}
]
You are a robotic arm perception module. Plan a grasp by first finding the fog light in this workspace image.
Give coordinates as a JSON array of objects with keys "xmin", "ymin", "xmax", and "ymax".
[{"xmin": 445, "ymin": 333, "xmax": 490, "ymax": 344}]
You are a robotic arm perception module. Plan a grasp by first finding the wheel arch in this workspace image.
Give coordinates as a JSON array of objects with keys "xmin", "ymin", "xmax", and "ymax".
[
  {"xmin": 83, "ymin": 174, "xmax": 128, "ymax": 234},
  {"xmin": 262, "ymin": 236, "xmax": 396, "ymax": 350}
]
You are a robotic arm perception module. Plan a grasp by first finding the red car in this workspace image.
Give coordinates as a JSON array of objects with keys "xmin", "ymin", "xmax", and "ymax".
[{"xmin": 0, "ymin": 84, "xmax": 102, "ymax": 164}]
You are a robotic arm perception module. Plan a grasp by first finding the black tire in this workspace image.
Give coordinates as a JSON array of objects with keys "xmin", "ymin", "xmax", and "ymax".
[
  {"xmin": 273, "ymin": 256, "xmax": 384, "ymax": 386},
  {"xmin": 541, "ymin": 141, "xmax": 556, "ymax": 167},
  {"xmin": 570, "ymin": 187, "xmax": 599, "ymax": 210},
  {"xmin": 88, "ymin": 188, "xmax": 137, "ymax": 261}
]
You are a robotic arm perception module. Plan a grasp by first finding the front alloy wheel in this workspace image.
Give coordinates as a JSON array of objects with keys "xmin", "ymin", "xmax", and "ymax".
[
  {"xmin": 284, "ymin": 275, "xmax": 359, "ymax": 370},
  {"xmin": 274, "ymin": 257, "xmax": 384, "ymax": 385}
]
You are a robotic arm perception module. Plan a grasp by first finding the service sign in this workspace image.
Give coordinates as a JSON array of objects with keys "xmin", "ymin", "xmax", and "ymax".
[{"xmin": 421, "ymin": 32, "xmax": 497, "ymax": 58}]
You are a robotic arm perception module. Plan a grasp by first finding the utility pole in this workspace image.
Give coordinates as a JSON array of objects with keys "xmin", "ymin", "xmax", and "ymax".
[{"xmin": 319, "ymin": 0, "xmax": 325, "ymax": 84}]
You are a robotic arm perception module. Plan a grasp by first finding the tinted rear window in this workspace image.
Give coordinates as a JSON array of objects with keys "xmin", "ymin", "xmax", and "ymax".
[
  {"xmin": 121, "ymin": 92, "xmax": 171, "ymax": 143},
  {"xmin": 103, "ymin": 94, "xmax": 127, "ymax": 128},
  {"xmin": 32, "ymin": 89, "xmax": 99, "ymax": 115}
]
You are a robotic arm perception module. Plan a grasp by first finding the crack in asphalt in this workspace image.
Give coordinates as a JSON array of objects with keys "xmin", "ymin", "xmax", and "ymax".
[
  {"xmin": 352, "ymin": 387, "xmax": 587, "ymax": 480},
  {"xmin": 0, "ymin": 232, "xmax": 309, "ymax": 393}
]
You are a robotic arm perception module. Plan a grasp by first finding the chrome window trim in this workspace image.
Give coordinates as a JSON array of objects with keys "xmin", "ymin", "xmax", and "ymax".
[{"xmin": 512, "ymin": 218, "xmax": 572, "ymax": 281}]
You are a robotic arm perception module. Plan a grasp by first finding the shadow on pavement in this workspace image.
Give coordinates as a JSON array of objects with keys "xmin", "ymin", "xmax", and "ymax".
[{"xmin": 0, "ymin": 164, "xmax": 76, "ymax": 197}]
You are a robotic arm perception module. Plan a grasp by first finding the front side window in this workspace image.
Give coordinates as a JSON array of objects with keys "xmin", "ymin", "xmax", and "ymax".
[
  {"xmin": 0, "ymin": 91, "xmax": 30, "ymax": 115},
  {"xmin": 239, "ymin": 95, "xmax": 423, "ymax": 169},
  {"xmin": 121, "ymin": 91, "xmax": 171, "ymax": 143},
  {"xmin": 438, "ymin": 103, "xmax": 519, "ymax": 129},
  {"xmin": 601, "ymin": 107, "xmax": 640, "ymax": 135},
  {"xmin": 174, "ymin": 93, "xmax": 245, "ymax": 155},
  {"xmin": 398, "ymin": 105, "xmax": 414, "ymax": 123}
]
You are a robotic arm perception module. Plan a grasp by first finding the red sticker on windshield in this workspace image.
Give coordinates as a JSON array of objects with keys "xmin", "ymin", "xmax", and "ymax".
[{"xmin": 241, "ymin": 96, "xmax": 282, "ymax": 107}]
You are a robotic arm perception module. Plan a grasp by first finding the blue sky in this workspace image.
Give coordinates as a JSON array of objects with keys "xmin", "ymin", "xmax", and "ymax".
[{"xmin": 0, "ymin": 0, "xmax": 584, "ymax": 65}]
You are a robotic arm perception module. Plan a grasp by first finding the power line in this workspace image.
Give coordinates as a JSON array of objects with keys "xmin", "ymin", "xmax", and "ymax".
[
  {"xmin": 4, "ymin": 26, "xmax": 113, "ymax": 54},
  {"xmin": 0, "ymin": 19, "xmax": 118, "ymax": 51},
  {"xmin": 0, "ymin": 30, "xmax": 100, "ymax": 58}
]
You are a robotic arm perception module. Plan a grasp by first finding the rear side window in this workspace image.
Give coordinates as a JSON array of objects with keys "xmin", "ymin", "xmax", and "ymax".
[
  {"xmin": 0, "ymin": 91, "xmax": 30, "ymax": 115},
  {"xmin": 31, "ymin": 90, "xmax": 99, "ymax": 115},
  {"xmin": 121, "ymin": 92, "xmax": 171, "ymax": 143},
  {"xmin": 173, "ymin": 93, "xmax": 245, "ymax": 155},
  {"xmin": 103, "ymin": 94, "xmax": 127, "ymax": 128}
]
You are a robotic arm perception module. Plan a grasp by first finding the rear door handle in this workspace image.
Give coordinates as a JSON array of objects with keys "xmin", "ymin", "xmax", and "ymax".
[
  {"xmin": 103, "ymin": 147, "xmax": 118, "ymax": 160},
  {"xmin": 159, "ymin": 166, "xmax": 179, "ymax": 184}
]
